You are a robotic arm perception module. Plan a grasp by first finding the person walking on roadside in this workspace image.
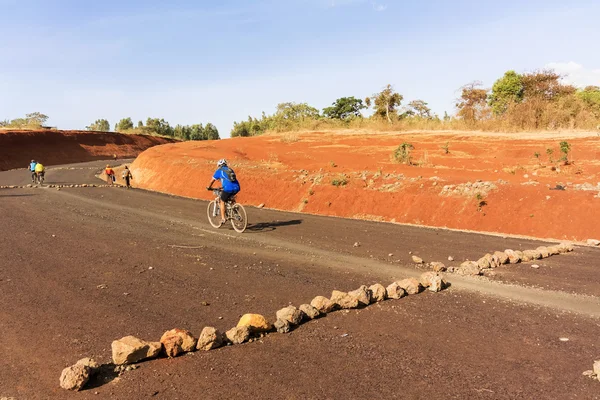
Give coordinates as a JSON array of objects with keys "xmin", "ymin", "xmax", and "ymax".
[
  {"xmin": 122, "ymin": 166, "xmax": 133, "ymax": 189},
  {"xmin": 105, "ymin": 165, "xmax": 115, "ymax": 185},
  {"xmin": 28, "ymin": 160, "xmax": 37, "ymax": 182}
]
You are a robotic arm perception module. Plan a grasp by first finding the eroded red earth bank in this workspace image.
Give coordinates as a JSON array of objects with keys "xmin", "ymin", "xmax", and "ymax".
[
  {"xmin": 131, "ymin": 130, "xmax": 600, "ymax": 241},
  {"xmin": 0, "ymin": 129, "xmax": 176, "ymax": 171}
]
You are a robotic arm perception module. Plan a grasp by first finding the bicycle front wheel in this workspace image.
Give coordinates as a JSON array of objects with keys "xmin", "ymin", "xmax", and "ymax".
[
  {"xmin": 207, "ymin": 200, "xmax": 223, "ymax": 228},
  {"xmin": 230, "ymin": 204, "xmax": 248, "ymax": 233}
]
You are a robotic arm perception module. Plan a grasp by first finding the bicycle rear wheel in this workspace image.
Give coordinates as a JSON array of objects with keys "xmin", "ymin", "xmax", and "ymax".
[
  {"xmin": 207, "ymin": 200, "xmax": 223, "ymax": 228},
  {"xmin": 230, "ymin": 204, "xmax": 247, "ymax": 233}
]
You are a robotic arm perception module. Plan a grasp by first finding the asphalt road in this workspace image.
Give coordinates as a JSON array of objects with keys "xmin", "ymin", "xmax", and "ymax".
[{"xmin": 1, "ymin": 160, "xmax": 599, "ymax": 399}]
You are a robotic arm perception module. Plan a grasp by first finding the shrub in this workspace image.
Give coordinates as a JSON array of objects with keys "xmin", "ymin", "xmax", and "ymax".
[
  {"xmin": 331, "ymin": 177, "xmax": 348, "ymax": 187},
  {"xmin": 394, "ymin": 143, "xmax": 414, "ymax": 164},
  {"xmin": 559, "ymin": 141, "xmax": 571, "ymax": 163}
]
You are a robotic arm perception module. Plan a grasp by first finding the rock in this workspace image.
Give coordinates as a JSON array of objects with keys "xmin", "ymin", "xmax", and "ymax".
[
  {"xmin": 483, "ymin": 253, "xmax": 498, "ymax": 268},
  {"xmin": 546, "ymin": 246, "xmax": 560, "ymax": 256},
  {"xmin": 257, "ymin": 203, "xmax": 265, "ymax": 209},
  {"xmin": 330, "ymin": 290, "xmax": 359, "ymax": 309},
  {"xmin": 430, "ymin": 262, "xmax": 446, "ymax": 272},
  {"xmin": 536, "ymin": 246, "xmax": 550, "ymax": 258},
  {"xmin": 582, "ymin": 370, "xmax": 595, "ymax": 378},
  {"xmin": 237, "ymin": 314, "xmax": 271, "ymax": 332},
  {"xmin": 397, "ymin": 278, "xmax": 422, "ymax": 295},
  {"xmin": 594, "ymin": 360, "xmax": 600, "ymax": 380},
  {"xmin": 447, "ymin": 256, "xmax": 454, "ymax": 261},
  {"xmin": 348, "ymin": 285, "xmax": 372, "ymax": 306},
  {"xmin": 385, "ymin": 282, "xmax": 406, "ymax": 299},
  {"xmin": 515, "ymin": 250, "xmax": 524, "ymax": 259},
  {"xmin": 274, "ymin": 318, "xmax": 291, "ymax": 333},
  {"xmin": 523, "ymin": 249, "xmax": 542, "ymax": 260},
  {"xmin": 369, "ymin": 283, "xmax": 387, "ymax": 302},
  {"xmin": 493, "ymin": 251, "xmax": 509, "ymax": 265},
  {"xmin": 456, "ymin": 261, "xmax": 481, "ymax": 276},
  {"xmin": 75, "ymin": 358, "xmax": 99, "ymax": 374},
  {"xmin": 196, "ymin": 327, "xmax": 223, "ymax": 351},
  {"xmin": 477, "ymin": 256, "xmax": 491, "ymax": 269},
  {"xmin": 504, "ymin": 249, "xmax": 521, "ymax": 264},
  {"xmin": 160, "ymin": 329, "xmax": 197, "ymax": 357},
  {"xmin": 558, "ymin": 242, "xmax": 574, "ymax": 253},
  {"xmin": 310, "ymin": 296, "xmax": 336, "ymax": 313},
  {"xmin": 299, "ymin": 304, "xmax": 321, "ymax": 320},
  {"xmin": 276, "ymin": 305, "xmax": 304, "ymax": 325},
  {"xmin": 587, "ymin": 239, "xmax": 600, "ymax": 246},
  {"xmin": 111, "ymin": 336, "xmax": 162, "ymax": 365},
  {"xmin": 225, "ymin": 326, "xmax": 251, "ymax": 344},
  {"xmin": 531, "ymin": 264, "xmax": 540, "ymax": 269},
  {"xmin": 419, "ymin": 272, "xmax": 437, "ymax": 288},
  {"xmin": 59, "ymin": 364, "xmax": 90, "ymax": 391},
  {"xmin": 161, "ymin": 335, "xmax": 183, "ymax": 358},
  {"xmin": 429, "ymin": 275, "xmax": 444, "ymax": 292},
  {"xmin": 411, "ymin": 255, "xmax": 424, "ymax": 264},
  {"xmin": 520, "ymin": 251, "xmax": 533, "ymax": 262}
]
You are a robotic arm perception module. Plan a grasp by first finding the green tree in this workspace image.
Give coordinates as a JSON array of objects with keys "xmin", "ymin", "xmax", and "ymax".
[
  {"xmin": 366, "ymin": 84, "xmax": 403, "ymax": 123},
  {"xmin": 323, "ymin": 97, "xmax": 365, "ymax": 120},
  {"xmin": 25, "ymin": 112, "xmax": 49, "ymax": 126},
  {"xmin": 489, "ymin": 70, "xmax": 524, "ymax": 115},
  {"xmin": 407, "ymin": 100, "xmax": 432, "ymax": 119},
  {"xmin": 86, "ymin": 119, "xmax": 110, "ymax": 131},
  {"xmin": 275, "ymin": 102, "xmax": 320, "ymax": 121},
  {"xmin": 577, "ymin": 86, "xmax": 600, "ymax": 117},
  {"xmin": 115, "ymin": 117, "xmax": 134, "ymax": 132},
  {"xmin": 203, "ymin": 123, "xmax": 220, "ymax": 140},
  {"xmin": 137, "ymin": 120, "xmax": 144, "ymax": 128},
  {"xmin": 145, "ymin": 118, "xmax": 173, "ymax": 137}
]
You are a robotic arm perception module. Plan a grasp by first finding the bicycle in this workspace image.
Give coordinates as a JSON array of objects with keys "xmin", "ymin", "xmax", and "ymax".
[
  {"xmin": 34, "ymin": 171, "xmax": 44, "ymax": 186},
  {"xmin": 206, "ymin": 188, "xmax": 248, "ymax": 233}
]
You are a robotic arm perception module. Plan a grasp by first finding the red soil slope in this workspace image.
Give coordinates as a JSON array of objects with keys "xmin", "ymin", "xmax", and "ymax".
[
  {"xmin": 131, "ymin": 130, "xmax": 600, "ymax": 241},
  {"xmin": 0, "ymin": 129, "xmax": 176, "ymax": 171}
]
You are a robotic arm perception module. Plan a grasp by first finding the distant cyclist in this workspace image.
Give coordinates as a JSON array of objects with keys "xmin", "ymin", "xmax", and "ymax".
[
  {"xmin": 122, "ymin": 166, "xmax": 133, "ymax": 189},
  {"xmin": 105, "ymin": 165, "xmax": 115, "ymax": 185},
  {"xmin": 34, "ymin": 162, "xmax": 45, "ymax": 182},
  {"xmin": 28, "ymin": 160, "xmax": 37, "ymax": 182},
  {"xmin": 207, "ymin": 159, "xmax": 240, "ymax": 224}
]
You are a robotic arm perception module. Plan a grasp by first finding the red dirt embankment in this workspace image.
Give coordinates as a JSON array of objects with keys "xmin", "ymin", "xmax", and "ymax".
[
  {"xmin": 131, "ymin": 130, "xmax": 600, "ymax": 241},
  {"xmin": 0, "ymin": 129, "xmax": 176, "ymax": 171}
]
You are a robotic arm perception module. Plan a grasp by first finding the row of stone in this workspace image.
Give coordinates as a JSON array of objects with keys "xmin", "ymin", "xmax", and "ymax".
[
  {"xmin": 447, "ymin": 242, "xmax": 573, "ymax": 276},
  {"xmin": 0, "ymin": 184, "xmax": 117, "ymax": 189},
  {"xmin": 59, "ymin": 272, "xmax": 447, "ymax": 391}
]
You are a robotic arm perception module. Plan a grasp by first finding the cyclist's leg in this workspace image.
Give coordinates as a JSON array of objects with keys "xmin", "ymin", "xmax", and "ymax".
[{"xmin": 219, "ymin": 191, "xmax": 233, "ymax": 222}]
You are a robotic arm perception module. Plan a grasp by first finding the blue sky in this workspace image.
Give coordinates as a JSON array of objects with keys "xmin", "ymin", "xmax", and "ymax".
[{"xmin": 1, "ymin": 0, "xmax": 599, "ymax": 137}]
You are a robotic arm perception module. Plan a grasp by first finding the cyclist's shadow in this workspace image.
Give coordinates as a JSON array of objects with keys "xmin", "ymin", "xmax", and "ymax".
[{"xmin": 246, "ymin": 219, "xmax": 303, "ymax": 233}]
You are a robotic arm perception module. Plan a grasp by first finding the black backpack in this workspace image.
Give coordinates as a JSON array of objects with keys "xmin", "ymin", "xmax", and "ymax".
[{"xmin": 220, "ymin": 166, "xmax": 238, "ymax": 183}]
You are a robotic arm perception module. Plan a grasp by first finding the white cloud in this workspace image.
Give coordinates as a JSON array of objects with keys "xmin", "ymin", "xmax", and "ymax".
[
  {"xmin": 372, "ymin": 2, "xmax": 387, "ymax": 12},
  {"xmin": 545, "ymin": 62, "xmax": 600, "ymax": 88}
]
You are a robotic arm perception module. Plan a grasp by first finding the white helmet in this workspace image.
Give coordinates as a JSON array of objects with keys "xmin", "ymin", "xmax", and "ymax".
[{"xmin": 217, "ymin": 159, "xmax": 227, "ymax": 167}]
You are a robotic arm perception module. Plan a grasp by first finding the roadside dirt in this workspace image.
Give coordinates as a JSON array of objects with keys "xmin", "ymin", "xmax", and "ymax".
[
  {"xmin": 130, "ymin": 130, "xmax": 600, "ymax": 241},
  {"xmin": 1, "ymin": 163, "xmax": 599, "ymax": 399},
  {"xmin": 0, "ymin": 129, "xmax": 175, "ymax": 171}
]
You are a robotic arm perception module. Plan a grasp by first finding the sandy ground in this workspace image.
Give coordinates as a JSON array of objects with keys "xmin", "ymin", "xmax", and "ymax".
[{"xmin": 0, "ymin": 161, "xmax": 599, "ymax": 399}]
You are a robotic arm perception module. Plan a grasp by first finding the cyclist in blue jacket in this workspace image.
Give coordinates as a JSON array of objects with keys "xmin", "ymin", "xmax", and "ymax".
[
  {"xmin": 207, "ymin": 159, "xmax": 241, "ymax": 224},
  {"xmin": 28, "ymin": 160, "xmax": 37, "ymax": 182}
]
